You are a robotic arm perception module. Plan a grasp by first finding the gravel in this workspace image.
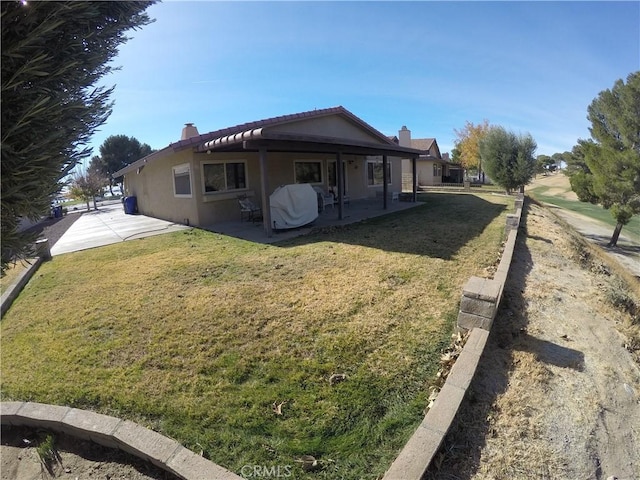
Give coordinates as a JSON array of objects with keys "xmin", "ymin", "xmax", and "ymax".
[{"xmin": 24, "ymin": 211, "xmax": 84, "ymax": 248}]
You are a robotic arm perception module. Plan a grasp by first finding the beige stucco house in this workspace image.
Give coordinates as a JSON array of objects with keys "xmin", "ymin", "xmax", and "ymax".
[
  {"xmin": 114, "ymin": 106, "xmax": 424, "ymax": 236},
  {"xmin": 394, "ymin": 126, "xmax": 463, "ymax": 187}
]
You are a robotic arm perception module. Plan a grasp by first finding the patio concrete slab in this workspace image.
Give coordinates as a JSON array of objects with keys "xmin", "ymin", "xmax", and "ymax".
[
  {"xmin": 207, "ymin": 198, "xmax": 422, "ymax": 244},
  {"xmin": 51, "ymin": 203, "xmax": 190, "ymax": 256}
]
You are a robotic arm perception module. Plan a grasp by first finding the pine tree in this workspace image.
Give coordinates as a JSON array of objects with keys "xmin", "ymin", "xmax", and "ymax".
[{"xmin": 577, "ymin": 72, "xmax": 640, "ymax": 247}]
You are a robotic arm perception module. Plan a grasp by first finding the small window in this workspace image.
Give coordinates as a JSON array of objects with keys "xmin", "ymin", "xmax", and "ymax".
[
  {"xmin": 367, "ymin": 160, "xmax": 391, "ymax": 186},
  {"xmin": 173, "ymin": 163, "xmax": 192, "ymax": 197},
  {"xmin": 295, "ymin": 161, "xmax": 322, "ymax": 184},
  {"xmin": 433, "ymin": 163, "xmax": 442, "ymax": 177},
  {"xmin": 203, "ymin": 161, "xmax": 246, "ymax": 193}
]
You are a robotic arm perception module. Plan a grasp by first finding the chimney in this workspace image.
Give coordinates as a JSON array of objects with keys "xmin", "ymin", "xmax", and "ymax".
[
  {"xmin": 181, "ymin": 123, "xmax": 199, "ymax": 140},
  {"xmin": 399, "ymin": 125, "xmax": 411, "ymax": 147}
]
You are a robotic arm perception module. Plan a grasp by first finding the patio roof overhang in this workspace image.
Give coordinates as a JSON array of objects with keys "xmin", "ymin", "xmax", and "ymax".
[{"xmin": 196, "ymin": 129, "xmax": 424, "ymax": 158}]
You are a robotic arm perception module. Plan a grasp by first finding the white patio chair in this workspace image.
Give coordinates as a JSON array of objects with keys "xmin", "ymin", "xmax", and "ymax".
[{"xmin": 313, "ymin": 186, "xmax": 335, "ymax": 211}]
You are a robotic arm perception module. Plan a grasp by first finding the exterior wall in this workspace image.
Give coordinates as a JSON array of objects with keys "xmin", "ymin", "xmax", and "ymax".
[
  {"xmin": 123, "ymin": 149, "xmax": 200, "ymax": 226},
  {"xmin": 193, "ymin": 151, "xmax": 263, "ymax": 226},
  {"xmin": 160, "ymin": 150, "xmax": 387, "ymax": 227},
  {"xmin": 355, "ymin": 155, "xmax": 404, "ymax": 199},
  {"xmin": 417, "ymin": 160, "xmax": 438, "ymax": 186}
]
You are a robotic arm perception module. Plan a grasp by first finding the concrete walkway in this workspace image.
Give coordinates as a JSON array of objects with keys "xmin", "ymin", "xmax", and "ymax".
[{"xmin": 51, "ymin": 203, "xmax": 190, "ymax": 256}]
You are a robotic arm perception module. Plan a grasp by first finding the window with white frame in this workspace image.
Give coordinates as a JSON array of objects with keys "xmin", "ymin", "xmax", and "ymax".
[
  {"xmin": 202, "ymin": 161, "xmax": 247, "ymax": 193},
  {"xmin": 294, "ymin": 161, "xmax": 322, "ymax": 184},
  {"xmin": 433, "ymin": 163, "xmax": 442, "ymax": 177},
  {"xmin": 367, "ymin": 160, "xmax": 391, "ymax": 186},
  {"xmin": 173, "ymin": 163, "xmax": 192, "ymax": 197}
]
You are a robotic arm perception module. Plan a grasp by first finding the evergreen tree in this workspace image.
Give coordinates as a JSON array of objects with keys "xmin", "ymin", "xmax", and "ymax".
[
  {"xmin": 94, "ymin": 135, "xmax": 153, "ymax": 194},
  {"xmin": 1, "ymin": 1, "xmax": 155, "ymax": 272},
  {"xmin": 568, "ymin": 72, "xmax": 640, "ymax": 247}
]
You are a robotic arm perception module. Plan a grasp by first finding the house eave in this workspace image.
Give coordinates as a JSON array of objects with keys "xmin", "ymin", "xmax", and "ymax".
[{"xmin": 198, "ymin": 130, "xmax": 424, "ymax": 157}]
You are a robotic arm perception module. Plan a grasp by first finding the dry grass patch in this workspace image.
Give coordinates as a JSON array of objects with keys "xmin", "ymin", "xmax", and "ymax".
[
  {"xmin": 0, "ymin": 260, "xmax": 32, "ymax": 295},
  {"xmin": 1, "ymin": 193, "xmax": 513, "ymax": 479}
]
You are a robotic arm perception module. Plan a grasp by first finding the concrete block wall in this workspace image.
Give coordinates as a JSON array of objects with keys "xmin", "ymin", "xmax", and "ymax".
[
  {"xmin": 382, "ymin": 193, "xmax": 525, "ymax": 480},
  {"xmin": 1, "ymin": 257, "xmax": 42, "ymax": 317},
  {"xmin": 0, "ymin": 402, "xmax": 243, "ymax": 480}
]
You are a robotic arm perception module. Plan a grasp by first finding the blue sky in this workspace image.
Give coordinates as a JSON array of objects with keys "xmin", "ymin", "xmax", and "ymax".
[{"xmin": 87, "ymin": 1, "xmax": 640, "ymax": 161}]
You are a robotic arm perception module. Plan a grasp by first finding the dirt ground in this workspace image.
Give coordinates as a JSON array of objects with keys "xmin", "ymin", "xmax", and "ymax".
[
  {"xmin": 427, "ymin": 200, "xmax": 640, "ymax": 480},
  {"xmin": 0, "ymin": 425, "xmax": 178, "ymax": 480},
  {"xmin": 529, "ymin": 173, "xmax": 640, "ymax": 278},
  {"xmin": 3, "ymin": 191, "xmax": 639, "ymax": 480}
]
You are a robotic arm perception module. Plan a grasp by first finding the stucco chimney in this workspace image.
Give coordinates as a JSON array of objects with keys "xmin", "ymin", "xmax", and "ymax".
[
  {"xmin": 181, "ymin": 123, "xmax": 199, "ymax": 140},
  {"xmin": 399, "ymin": 125, "xmax": 411, "ymax": 147}
]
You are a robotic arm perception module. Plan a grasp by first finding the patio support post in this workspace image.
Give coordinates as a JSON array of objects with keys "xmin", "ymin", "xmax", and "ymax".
[
  {"xmin": 259, "ymin": 148, "xmax": 272, "ymax": 237},
  {"xmin": 336, "ymin": 151, "xmax": 344, "ymax": 220},
  {"xmin": 382, "ymin": 155, "xmax": 388, "ymax": 210},
  {"xmin": 412, "ymin": 156, "xmax": 418, "ymax": 202}
]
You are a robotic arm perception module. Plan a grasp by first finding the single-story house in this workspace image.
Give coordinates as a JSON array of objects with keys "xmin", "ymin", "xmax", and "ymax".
[
  {"xmin": 113, "ymin": 106, "xmax": 425, "ymax": 236},
  {"xmin": 394, "ymin": 126, "xmax": 463, "ymax": 187}
]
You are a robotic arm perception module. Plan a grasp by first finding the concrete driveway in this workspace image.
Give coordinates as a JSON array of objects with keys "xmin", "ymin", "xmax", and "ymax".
[{"xmin": 50, "ymin": 203, "xmax": 190, "ymax": 256}]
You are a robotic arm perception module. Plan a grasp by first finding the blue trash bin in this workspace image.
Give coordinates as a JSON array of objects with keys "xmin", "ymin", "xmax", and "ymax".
[
  {"xmin": 53, "ymin": 206, "xmax": 63, "ymax": 218},
  {"xmin": 123, "ymin": 196, "xmax": 137, "ymax": 215}
]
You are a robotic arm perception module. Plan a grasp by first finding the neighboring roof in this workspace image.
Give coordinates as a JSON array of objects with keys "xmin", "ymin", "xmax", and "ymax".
[
  {"xmin": 114, "ymin": 106, "xmax": 424, "ymax": 177},
  {"xmin": 411, "ymin": 138, "xmax": 436, "ymax": 151},
  {"xmin": 411, "ymin": 138, "xmax": 445, "ymax": 161}
]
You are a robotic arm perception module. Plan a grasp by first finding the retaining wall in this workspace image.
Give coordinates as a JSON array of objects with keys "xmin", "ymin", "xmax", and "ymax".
[
  {"xmin": 0, "ymin": 401, "xmax": 242, "ymax": 480},
  {"xmin": 383, "ymin": 193, "xmax": 524, "ymax": 480}
]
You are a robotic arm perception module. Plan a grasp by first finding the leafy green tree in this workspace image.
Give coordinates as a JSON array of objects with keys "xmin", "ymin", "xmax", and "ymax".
[
  {"xmin": 551, "ymin": 152, "xmax": 566, "ymax": 171},
  {"xmin": 93, "ymin": 134, "xmax": 153, "ymax": 194},
  {"xmin": 479, "ymin": 126, "xmax": 537, "ymax": 193},
  {"xmin": 571, "ymin": 72, "xmax": 640, "ymax": 247},
  {"xmin": 1, "ymin": 1, "xmax": 154, "ymax": 272},
  {"xmin": 536, "ymin": 154, "xmax": 553, "ymax": 175}
]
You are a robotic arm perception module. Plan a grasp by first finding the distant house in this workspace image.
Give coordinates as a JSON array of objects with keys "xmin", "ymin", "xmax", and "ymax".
[
  {"xmin": 113, "ymin": 106, "xmax": 424, "ymax": 236},
  {"xmin": 393, "ymin": 126, "xmax": 463, "ymax": 187}
]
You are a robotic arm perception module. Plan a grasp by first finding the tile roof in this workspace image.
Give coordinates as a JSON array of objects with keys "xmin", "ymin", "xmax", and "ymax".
[
  {"xmin": 170, "ymin": 105, "xmax": 394, "ymax": 151},
  {"xmin": 113, "ymin": 106, "xmax": 421, "ymax": 177}
]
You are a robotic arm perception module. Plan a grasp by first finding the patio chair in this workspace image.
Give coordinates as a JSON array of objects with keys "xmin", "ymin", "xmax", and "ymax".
[
  {"xmin": 238, "ymin": 195, "xmax": 262, "ymax": 222},
  {"xmin": 312, "ymin": 186, "xmax": 334, "ymax": 211}
]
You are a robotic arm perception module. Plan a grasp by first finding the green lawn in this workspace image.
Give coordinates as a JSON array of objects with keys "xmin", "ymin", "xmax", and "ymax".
[{"xmin": 1, "ymin": 193, "xmax": 513, "ymax": 479}]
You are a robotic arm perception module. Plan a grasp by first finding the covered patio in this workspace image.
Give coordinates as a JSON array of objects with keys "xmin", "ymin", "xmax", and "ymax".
[
  {"xmin": 204, "ymin": 196, "xmax": 422, "ymax": 244},
  {"xmin": 196, "ymin": 129, "xmax": 423, "ymax": 238}
]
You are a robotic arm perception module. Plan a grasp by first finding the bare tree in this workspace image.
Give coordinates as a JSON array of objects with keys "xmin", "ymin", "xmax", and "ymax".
[{"xmin": 69, "ymin": 167, "xmax": 108, "ymax": 212}]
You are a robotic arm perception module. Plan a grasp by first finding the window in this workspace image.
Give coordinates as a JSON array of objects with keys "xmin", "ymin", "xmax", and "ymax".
[
  {"xmin": 203, "ymin": 161, "xmax": 246, "ymax": 193},
  {"xmin": 173, "ymin": 163, "xmax": 192, "ymax": 197},
  {"xmin": 433, "ymin": 163, "xmax": 442, "ymax": 177},
  {"xmin": 367, "ymin": 160, "xmax": 391, "ymax": 186},
  {"xmin": 295, "ymin": 161, "xmax": 322, "ymax": 184}
]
